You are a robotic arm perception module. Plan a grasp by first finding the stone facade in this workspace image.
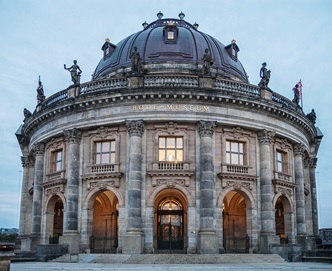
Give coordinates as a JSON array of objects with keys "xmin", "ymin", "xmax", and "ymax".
[{"xmin": 16, "ymin": 15, "xmax": 322, "ymax": 256}]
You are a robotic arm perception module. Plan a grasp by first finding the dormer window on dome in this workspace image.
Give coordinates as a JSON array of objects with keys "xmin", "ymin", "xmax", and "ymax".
[
  {"xmin": 225, "ymin": 39, "xmax": 240, "ymax": 61},
  {"xmin": 101, "ymin": 38, "xmax": 116, "ymax": 58},
  {"xmin": 163, "ymin": 21, "xmax": 178, "ymax": 44}
]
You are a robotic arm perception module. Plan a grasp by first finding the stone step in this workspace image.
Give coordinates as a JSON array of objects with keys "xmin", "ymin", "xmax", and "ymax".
[{"xmin": 51, "ymin": 253, "xmax": 285, "ymax": 264}]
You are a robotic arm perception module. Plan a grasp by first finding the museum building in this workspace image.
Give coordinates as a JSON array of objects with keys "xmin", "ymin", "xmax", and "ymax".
[{"xmin": 16, "ymin": 12, "xmax": 323, "ymax": 255}]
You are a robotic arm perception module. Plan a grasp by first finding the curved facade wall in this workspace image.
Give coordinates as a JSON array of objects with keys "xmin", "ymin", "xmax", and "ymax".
[{"xmin": 16, "ymin": 18, "xmax": 321, "ymax": 256}]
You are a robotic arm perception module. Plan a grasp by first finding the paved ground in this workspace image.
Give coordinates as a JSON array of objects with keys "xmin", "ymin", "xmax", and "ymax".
[{"xmin": 10, "ymin": 262, "xmax": 332, "ymax": 271}]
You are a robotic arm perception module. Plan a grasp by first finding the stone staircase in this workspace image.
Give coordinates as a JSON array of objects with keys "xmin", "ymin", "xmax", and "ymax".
[{"xmin": 52, "ymin": 253, "xmax": 285, "ymax": 264}]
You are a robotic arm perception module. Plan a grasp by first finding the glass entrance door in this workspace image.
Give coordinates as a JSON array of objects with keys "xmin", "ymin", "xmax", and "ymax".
[
  {"xmin": 157, "ymin": 197, "xmax": 184, "ymax": 252},
  {"xmin": 157, "ymin": 211, "xmax": 183, "ymax": 250}
]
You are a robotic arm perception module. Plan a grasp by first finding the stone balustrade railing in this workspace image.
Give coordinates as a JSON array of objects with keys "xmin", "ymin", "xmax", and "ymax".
[
  {"xmin": 91, "ymin": 164, "xmax": 119, "ymax": 173},
  {"xmin": 224, "ymin": 164, "xmax": 249, "ymax": 174},
  {"xmin": 38, "ymin": 76, "xmax": 298, "ymax": 114}
]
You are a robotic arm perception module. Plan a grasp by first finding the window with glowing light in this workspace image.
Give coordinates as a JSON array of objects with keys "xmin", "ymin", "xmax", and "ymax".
[{"xmin": 158, "ymin": 137, "xmax": 183, "ymax": 162}]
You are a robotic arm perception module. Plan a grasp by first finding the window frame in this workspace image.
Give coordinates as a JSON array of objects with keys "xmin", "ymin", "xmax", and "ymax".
[
  {"xmin": 51, "ymin": 149, "xmax": 63, "ymax": 173},
  {"xmin": 94, "ymin": 140, "xmax": 116, "ymax": 165},
  {"xmin": 225, "ymin": 140, "xmax": 245, "ymax": 165},
  {"xmin": 158, "ymin": 136, "xmax": 184, "ymax": 162},
  {"xmin": 276, "ymin": 149, "xmax": 288, "ymax": 173}
]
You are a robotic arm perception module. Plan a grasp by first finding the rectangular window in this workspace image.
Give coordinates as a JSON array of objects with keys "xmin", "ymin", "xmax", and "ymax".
[
  {"xmin": 159, "ymin": 137, "xmax": 183, "ymax": 162},
  {"xmin": 276, "ymin": 150, "xmax": 287, "ymax": 173},
  {"xmin": 52, "ymin": 150, "xmax": 62, "ymax": 172},
  {"xmin": 95, "ymin": 141, "xmax": 115, "ymax": 164},
  {"xmin": 167, "ymin": 31, "xmax": 174, "ymax": 40},
  {"xmin": 226, "ymin": 141, "xmax": 244, "ymax": 165}
]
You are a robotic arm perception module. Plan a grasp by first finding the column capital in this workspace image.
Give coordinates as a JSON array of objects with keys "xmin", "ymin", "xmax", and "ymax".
[
  {"xmin": 126, "ymin": 120, "xmax": 145, "ymax": 137},
  {"xmin": 309, "ymin": 157, "xmax": 318, "ymax": 169},
  {"xmin": 21, "ymin": 155, "xmax": 33, "ymax": 168},
  {"xmin": 197, "ymin": 120, "xmax": 216, "ymax": 138},
  {"xmin": 32, "ymin": 142, "xmax": 45, "ymax": 156},
  {"xmin": 257, "ymin": 129, "xmax": 275, "ymax": 145},
  {"xmin": 293, "ymin": 143, "xmax": 305, "ymax": 156},
  {"xmin": 64, "ymin": 128, "xmax": 82, "ymax": 144}
]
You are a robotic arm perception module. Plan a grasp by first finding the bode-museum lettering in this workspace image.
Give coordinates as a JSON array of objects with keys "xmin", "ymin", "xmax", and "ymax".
[{"xmin": 132, "ymin": 104, "xmax": 210, "ymax": 112}]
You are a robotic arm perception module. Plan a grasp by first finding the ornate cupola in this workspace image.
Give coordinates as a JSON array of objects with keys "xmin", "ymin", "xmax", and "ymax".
[
  {"xmin": 101, "ymin": 38, "xmax": 116, "ymax": 57},
  {"xmin": 225, "ymin": 39, "xmax": 240, "ymax": 61}
]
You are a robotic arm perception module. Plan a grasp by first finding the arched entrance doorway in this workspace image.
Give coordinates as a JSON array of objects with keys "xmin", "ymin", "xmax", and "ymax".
[
  {"xmin": 154, "ymin": 189, "xmax": 187, "ymax": 253},
  {"xmin": 46, "ymin": 195, "xmax": 64, "ymax": 244},
  {"xmin": 223, "ymin": 191, "xmax": 249, "ymax": 253},
  {"xmin": 90, "ymin": 190, "xmax": 118, "ymax": 253},
  {"xmin": 275, "ymin": 195, "xmax": 292, "ymax": 244}
]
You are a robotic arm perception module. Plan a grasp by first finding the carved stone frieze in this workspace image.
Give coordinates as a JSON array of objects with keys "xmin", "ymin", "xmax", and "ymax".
[
  {"xmin": 96, "ymin": 126, "xmax": 112, "ymax": 139},
  {"xmin": 197, "ymin": 120, "xmax": 216, "ymax": 137},
  {"xmin": 45, "ymin": 186, "xmax": 64, "ymax": 197},
  {"xmin": 64, "ymin": 128, "xmax": 82, "ymax": 143},
  {"xmin": 87, "ymin": 180, "xmax": 120, "ymax": 190},
  {"xmin": 126, "ymin": 120, "xmax": 145, "ymax": 137},
  {"xmin": 222, "ymin": 180, "xmax": 252, "ymax": 191},
  {"xmin": 151, "ymin": 178, "xmax": 189, "ymax": 187},
  {"xmin": 21, "ymin": 155, "xmax": 33, "ymax": 168},
  {"xmin": 309, "ymin": 157, "xmax": 318, "ymax": 169},
  {"xmin": 272, "ymin": 179, "xmax": 296, "ymax": 198},
  {"xmin": 46, "ymin": 137, "xmax": 64, "ymax": 150}
]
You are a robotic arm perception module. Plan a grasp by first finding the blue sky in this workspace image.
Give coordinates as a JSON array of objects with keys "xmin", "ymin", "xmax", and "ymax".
[{"xmin": 0, "ymin": 0, "xmax": 331, "ymax": 229}]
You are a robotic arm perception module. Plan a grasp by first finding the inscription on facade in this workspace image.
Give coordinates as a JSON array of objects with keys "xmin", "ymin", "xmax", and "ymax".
[{"xmin": 132, "ymin": 104, "xmax": 210, "ymax": 112}]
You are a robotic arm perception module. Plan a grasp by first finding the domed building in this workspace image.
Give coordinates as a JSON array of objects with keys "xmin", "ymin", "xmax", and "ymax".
[{"xmin": 16, "ymin": 12, "xmax": 322, "ymax": 257}]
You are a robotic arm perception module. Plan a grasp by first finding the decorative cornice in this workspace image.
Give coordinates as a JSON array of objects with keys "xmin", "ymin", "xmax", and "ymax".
[
  {"xmin": 272, "ymin": 179, "xmax": 297, "ymax": 189},
  {"xmin": 217, "ymin": 172, "xmax": 258, "ymax": 182},
  {"xmin": 257, "ymin": 129, "xmax": 275, "ymax": 145},
  {"xmin": 64, "ymin": 128, "xmax": 82, "ymax": 143},
  {"xmin": 81, "ymin": 172, "xmax": 123, "ymax": 181},
  {"xmin": 197, "ymin": 120, "xmax": 216, "ymax": 137},
  {"xmin": 41, "ymin": 178, "xmax": 67, "ymax": 189},
  {"xmin": 126, "ymin": 120, "xmax": 145, "ymax": 137},
  {"xmin": 148, "ymin": 171, "xmax": 194, "ymax": 178}
]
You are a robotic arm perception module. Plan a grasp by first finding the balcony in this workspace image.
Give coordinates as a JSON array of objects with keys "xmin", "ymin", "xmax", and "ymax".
[{"xmin": 152, "ymin": 161, "xmax": 189, "ymax": 171}]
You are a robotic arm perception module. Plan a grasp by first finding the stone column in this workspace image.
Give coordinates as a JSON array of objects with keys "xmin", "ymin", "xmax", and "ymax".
[
  {"xmin": 303, "ymin": 158, "xmax": 313, "ymax": 235},
  {"xmin": 309, "ymin": 158, "xmax": 319, "ymax": 236},
  {"xmin": 294, "ymin": 144, "xmax": 309, "ymax": 250},
  {"xmin": 17, "ymin": 155, "xmax": 34, "ymax": 250},
  {"xmin": 30, "ymin": 143, "xmax": 45, "ymax": 250},
  {"xmin": 257, "ymin": 129, "xmax": 278, "ymax": 253},
  {"xmin": 123, "ymin": 120, "xmax": 144, "ymax": 254},
  {"xmin": 197, "ymin": 120, "xmax": 218, "ymax": 254},
  {"xmin": 60, "ymin": 129, "xmax": 81, "ymax": 254}
]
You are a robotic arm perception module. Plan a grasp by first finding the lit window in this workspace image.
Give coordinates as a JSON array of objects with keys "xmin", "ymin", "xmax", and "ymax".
[
  {"xmin": 159, "ymin": 137, "xmax": 183, "ymax": 162},
  {"xmin": 226, "ymin": 141, "xmax": 244, "ymax": 165},
  {"xmin": 167, "ymin": 31, "xmax": 174, "ymax": 40},
  {"xmin": 52, "ymin": 150, "xmax": 62, "ymax": 172},
  {"xmin": 276, "ymin": 150, "xmax": 287, "ymax": 173},
  {"xmin": 95, "ymin": 141, "xmax": 115, "ymax": 164}
]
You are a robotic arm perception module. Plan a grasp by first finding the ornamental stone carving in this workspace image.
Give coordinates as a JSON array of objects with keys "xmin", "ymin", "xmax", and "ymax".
[
  {"xmin": 197, "ymin": 120, "xmax": 216, "ymax": 137},
  {"xmin": 32, "ymin": 142, "xmax": 45, "ymax": 156},
  {"xmin": 126, "ymin": 120, "xmax": 145, "ymax": 137},
  {"xmin": 21, "ymin": 156, "xmax": 33, "ymax": 168},
  {"xmin": 257, "ymin": 129, "xmax": 275, "ymax": 145},
  {"xmin": 293, "ymin": 143, "xmax": 305, "ymax": 156},
  {"xmin": 309, "ymin": 157, "xmax": 318, "ymax": 169},
  {"xmin": 64, "ymin": 128, "xmax": 82, "ymax": 143}
]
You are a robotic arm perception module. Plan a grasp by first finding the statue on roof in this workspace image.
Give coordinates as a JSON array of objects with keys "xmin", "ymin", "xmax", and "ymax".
[
  {"xmin": 64, "ymin": 60, "xmax": 82, "ymax": 85},
  {"xmin": 23, "ymin": 108, "xmax": 32, "ymax": 122},
  {"xmin": 292, "ymin": 83, "xmax": 300, "ymax": 105},
  {"xmin": 202, "ymin": 48, "xmax": 214, "ymax": 75},
  {"xmin": 130, "ymin": 46, "xmax": 142, "ymax": 74},
  {"xmin": 258, "ymin": 62, "xmax": 271, "ymax": 89},
  {"xmin": 306, "ymin": 109, "xmax": 316, "ymax": 124},
  {"xmin": 36, "ymin": 76, "xmax": 45, "ymax": 104}
]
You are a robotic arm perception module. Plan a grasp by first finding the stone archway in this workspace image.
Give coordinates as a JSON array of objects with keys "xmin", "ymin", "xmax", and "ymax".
[
  {"xmin": 275, "ymin": 195, "xmax": 293, "ymax": 244},
  {"xmin": 45, "ymin": 195, "xmax": 64, "ymax": 244},
  {"xmin": 90, "ymin": 190, "xmax": 119, "ymax": 253},
  {"xmin": 222, "ymin": 190, "xmax": 249, "ymax": 253},
  {"xmin": 153, "ymin": 188, "xmax": 188, "ymax": 253}
]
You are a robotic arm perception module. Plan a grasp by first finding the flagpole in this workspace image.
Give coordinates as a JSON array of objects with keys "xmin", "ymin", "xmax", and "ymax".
[{"xmin": 300, "ymin": 79, "xmax": 303, "ymax": 109}]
